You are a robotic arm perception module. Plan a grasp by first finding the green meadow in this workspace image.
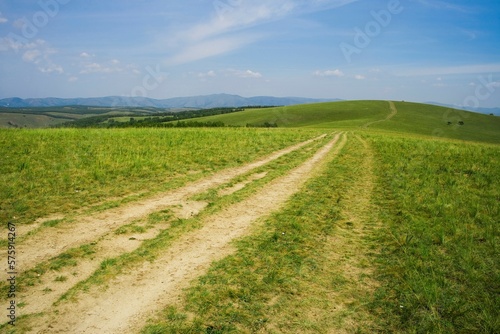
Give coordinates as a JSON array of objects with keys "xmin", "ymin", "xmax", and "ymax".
[
  {"xmin": 1, "ymin": 100, "xmax": 498, "ymax": 333},
  {"xmin": 201, "ymin": 100, "xmax": 500, "ymax": 143},
  {"xmin": 0, "ymin": 128, "xmax": 319, "ymax": 225}
]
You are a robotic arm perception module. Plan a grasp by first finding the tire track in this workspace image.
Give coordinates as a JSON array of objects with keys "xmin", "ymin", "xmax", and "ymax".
[
  {"xmin": 323, "ymin": 134, "xmax": 381, "ymax": 332},
  {"xmin": 362, "ymin": 101, "xmax": 398, "ymax": 128},
  {"xmin": 29, "ymin": 133, "xmax": 346, "ymax": 334},
  {"xmin": 17, "ymin": 135, "xmax": 327, "ymax": 274}
]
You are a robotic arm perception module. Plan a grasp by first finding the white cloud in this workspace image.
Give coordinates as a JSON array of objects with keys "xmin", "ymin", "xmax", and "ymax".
[
  {"xmin": 314, "ymin": 69, "xmax": 344, "ymax": 77},
  {"xmin": 39, "ymin": 64, "xmax": 64, "ymax": 74},
  {"xmin": 355, "ymin": 74, "xmax": 366, "ymax": 80},
  {"xmin": 198, "ymin": 70, "xmax": 217, "ymax": 78},
  {"xmin": 80, "ymin": 62, "xmax": 119, "ymax": 74},
  {"xmin": 13, "ymin": 19, "xmax": 26, "ymax": 30},
  {"xmin": 166, "ymin": 36, "xmax": 255, "ymax": 65},
  {"xmin": 15, "ymin": 39, "xmax": 64, "ymax": 74},
  {"xmin": 79, "ymin": 59, "xmax": 139, "ymax": 75},
  {"xmin": 80, "ymin": 52, "xmax": 92, "ymax": 58},
  {"xmin": 229, "ymin": 69, "xmax": 263, "ymax": 78},
  {"xmin": 23, "ymin": 49, "xmax": 42, "ymax": 62},
  {"xmin": 68, "ymin": 76, "xmax": 78, "ymax": 82},
  {"xmin": 165, "ymin": 0, "xmax": 357, "ymax": 65},
  {"xmin": 0, "ymin": 12, "xmax": 8, "ymax": 24}
]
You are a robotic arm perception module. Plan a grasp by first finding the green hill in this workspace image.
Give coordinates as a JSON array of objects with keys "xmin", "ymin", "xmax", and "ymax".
[{"xmin": 199, "ymin": 100, "xmax": 500, "ymax": 144}]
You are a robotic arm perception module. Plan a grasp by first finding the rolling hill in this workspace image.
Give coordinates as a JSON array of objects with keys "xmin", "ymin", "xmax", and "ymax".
[
  {"xmin": 2, "ymin": 99, "xmax": 499, "ymax": 144},
  {"xmin": 198, "ymin": 100, "xmax": 500, "ymax": 144}
]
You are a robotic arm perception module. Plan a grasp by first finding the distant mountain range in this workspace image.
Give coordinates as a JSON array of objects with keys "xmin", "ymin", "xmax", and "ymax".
[
  {"xmin": 0, "ymin": 94, "xmax": 339, "ymax": 109},
  {"xmin": 2, "ymin": 95, "xmax": 498, "ymax": 115},
  {"xmin": 426, "ymin": 102, "xmax": 500, "ymax": 116}
]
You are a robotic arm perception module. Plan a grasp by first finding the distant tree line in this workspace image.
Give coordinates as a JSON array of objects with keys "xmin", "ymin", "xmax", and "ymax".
[{"xmin": 56, "ymin": 106, "xmax": 277, "ymax": 128}]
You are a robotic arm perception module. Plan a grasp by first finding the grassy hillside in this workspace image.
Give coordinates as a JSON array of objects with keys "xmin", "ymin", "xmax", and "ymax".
[
  {"xmin": 200, "ymin": 100, "xmax": 500, "ymax": 144},
  {"xmin": 200, "ymin": 100, "xmax": 388, "ymax": 128},
  {"xmin": 0, "ymin": 106, "xmax": 175, "ymax": 129},
  {"xmin": 373, "ymin": 101, "xmax": 500, "ymax": 143}
]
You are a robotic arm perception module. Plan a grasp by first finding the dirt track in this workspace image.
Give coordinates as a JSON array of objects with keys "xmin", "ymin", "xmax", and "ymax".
[
  {"xmin": 3, "ymin": 133, "xmax": 348, "ymax": 333},
  {"xmin": 17, "ymin": 134, "xmax": 326, "ymax": 273},
  {"xmin": 362, "ymin": 101, "xmax": 398, "ymax": 128}
]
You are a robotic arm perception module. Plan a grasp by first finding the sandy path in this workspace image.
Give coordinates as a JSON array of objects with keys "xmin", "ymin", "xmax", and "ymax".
[
  {"xmin": 18, "ymin": 135, "xmax": 326, "ymax": 273},
  {"xmin": 30, "ymin": 133, "xmax": 345, "ymax": 334},
  {"xmin": 362, "ymin": 101, "xmax": 398, "ymax": 128}
]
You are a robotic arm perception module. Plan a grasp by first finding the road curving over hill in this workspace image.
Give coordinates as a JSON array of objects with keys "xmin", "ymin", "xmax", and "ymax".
[{"xmin": 362, "ymin": 101, "xmax": 398, "ymax": 128}]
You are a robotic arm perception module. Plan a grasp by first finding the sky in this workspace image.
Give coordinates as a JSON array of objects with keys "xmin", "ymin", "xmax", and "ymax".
[{"xmin": 0, "ymin": 0, "xmax": 499, "ymax": 108}]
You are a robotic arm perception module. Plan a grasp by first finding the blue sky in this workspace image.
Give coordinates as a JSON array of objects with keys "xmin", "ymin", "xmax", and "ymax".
[{"xmin": 1, "ymin": 0, "xmax": 499, "ymax": 107}]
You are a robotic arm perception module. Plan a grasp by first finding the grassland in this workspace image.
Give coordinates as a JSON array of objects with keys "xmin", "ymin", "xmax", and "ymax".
[
  {"xmin": 199, "ymin": 100, "xmax": 389, "ymax": 128},
  {"xmin": 1, "ymin": 100, "xmax": 498, "ymax": 333},
  {"xmin": 0, "ymin": 128, "xmax": 319, "ymax": 225},
  {"xmin": 200, "ymin": 100, "xmax": 500, "ymax": 143},
  {"xmin": 0, "ymin": 106, "xmax": 172, "ymax": 128},
  {"xmin": 369, "ymin": 134, "xmax": 499, "ymax": 333},
  {"xmin": 136, "ymin": 132, "xmax": 498, "ymax": 333}
]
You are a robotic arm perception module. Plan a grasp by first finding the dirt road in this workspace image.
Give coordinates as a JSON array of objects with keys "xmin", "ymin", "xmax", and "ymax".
[
  {"xmin": 362, "ymin": 101, "xmax": 398, "ymax": 128},
  {"xmin": 3, "ymin": 133, "xmax": 347, "ymax": 333}
]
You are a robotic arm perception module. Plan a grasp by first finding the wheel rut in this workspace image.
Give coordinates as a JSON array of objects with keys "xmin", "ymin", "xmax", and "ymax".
[
  {"xmin": 17, "ymin": 135, "xmax": 326, "ymax": 274},
  {"xmin": 26, "ymin": 133, "xmax": 346, "ymax": 334},
  {"xmin": 363, "ymin": 101, "xmax": 398, "ymax": 128}
]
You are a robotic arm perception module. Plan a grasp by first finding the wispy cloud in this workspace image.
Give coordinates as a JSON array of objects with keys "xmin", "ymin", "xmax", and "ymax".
[
  {"xmin": 415, "ymin": 0, "xmax": 472, "ymax": 13},
  {"xmin": 0, "ymin": 12, "xmax": 8, "ymax": 24},
  {"xmin": 227, "ymin": 69, "xmax": 263, "ymax": 78},
  {"xmin": 78, "ymin": 56, "xmax": 141, "ymax": 77},
  {"xmin": 80, "ymin": 52, "xmax": 93, "ymax": 58},
  {"xmin": 80, "ymin": 61, "xmax": 123, "ymax": 74},
  {"xmin": 165, "ymin": 0, "xmax": 357, "ymax": 65},
  {"xmin": 197, "ymin": 70, "xmax": 217, "ymax": 78},
  {"xmin": 313, "ymin": 69, "xmax": 344, "ymax": 77},
  {"xmin": 18, "ymin": 39, "xmax": 64, "ymax": 74},
  {"xmin": 396, "ymin": 63, "xmax": 500, "ymax": 76},
  {"xmin": 166, "ymin": 36, "xmax": 256, "ymax": 65}
]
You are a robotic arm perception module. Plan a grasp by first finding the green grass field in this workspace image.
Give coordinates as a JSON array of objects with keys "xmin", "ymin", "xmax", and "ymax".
[
  {"xmin": 200, "ymin": 100, "xmax": 500, "ymax": 143},
  {"xmin": 0, "ymin": 128, "xmax": 319, "ymax": 225},
  {"xmin": 1, "ymin": 100, "xmax": 498, "ymax": 333}
]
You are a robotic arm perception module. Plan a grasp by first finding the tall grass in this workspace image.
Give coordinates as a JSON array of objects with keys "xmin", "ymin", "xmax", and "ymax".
[
  {"xmin": 0, "ymin": 128, "xmax": 319, "ymax": 224},
  {"xmin": 369, "ymin": 134, "xmax": 499, "ymax": 333}
]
